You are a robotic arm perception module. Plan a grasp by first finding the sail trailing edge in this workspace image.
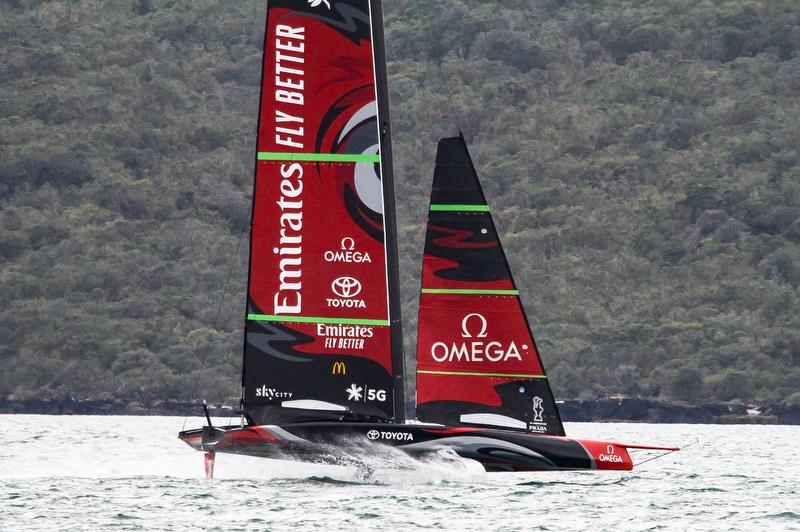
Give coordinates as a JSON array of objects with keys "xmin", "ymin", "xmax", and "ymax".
[
  {"xmin": 242, "ymin": 0, "xmax": 403, "ymax": 425},
  {"xmin": 415, "ymin": 136, "xmax": 565, "ymax": 436}
]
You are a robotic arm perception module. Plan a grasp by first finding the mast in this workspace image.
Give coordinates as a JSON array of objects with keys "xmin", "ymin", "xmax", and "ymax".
[
  {"xmin": 240, "ymin": 1, "xmax": 272, "ymax": 414},
  {"xmin": 239, "ymin": 0, "xmax": 404, "ymax": 426},
  {"xmin": 369, "ymin": 0, "xmax": 405, "ymax": 422}
]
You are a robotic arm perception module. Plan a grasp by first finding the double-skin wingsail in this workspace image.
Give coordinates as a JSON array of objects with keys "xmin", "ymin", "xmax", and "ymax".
[
  {"xmin": 242, "ymin": 0, "xmax": 404, "ymax": 426},
  {"xmin": 415, "ymin": 135, "xmax": 565, "ymax": 436}
]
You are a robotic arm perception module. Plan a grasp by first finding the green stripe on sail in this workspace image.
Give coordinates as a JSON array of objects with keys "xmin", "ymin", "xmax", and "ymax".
[
  {"xmin": 247, "ymin": 314, "xmax": 389, "ymax": 326},
  {"xmin": 417, "ymin": 370, "xmax": 547, "ymax": 379},
  {"xmin": 429, "ymin": 204, "xmax": 490, "ymax": 212},
  {"xmin": 421, "ymin": 288, "xmax": 519, "ymax": 295},
  {"xmin": 257, "ymin": 152, "xmax": 380, "ymax": 163}
]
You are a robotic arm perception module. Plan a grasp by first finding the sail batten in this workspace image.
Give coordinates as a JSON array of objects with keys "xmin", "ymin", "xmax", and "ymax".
[
  {"xmin": 418, "ymin": 370, "xmax": 547, "ymax": 379},
  {"xmin": 247, "ymin": 314, "xmax": 390, "ymax": 326},
  {"xmin": 257, "ymin": 152, "xmax": 382, "ymax": 162},
  {"xmin": 429, "ymin": 204, "xmax": 491, "ymax": 212},
  {"xmin": 420, "ymin": 289, "xmax": 520, "ymax": 295}
]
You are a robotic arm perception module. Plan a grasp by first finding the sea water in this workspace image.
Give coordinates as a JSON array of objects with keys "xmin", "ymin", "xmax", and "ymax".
[{"xmin": 0, "ymin": 415, "xmax": 797, "ymax": 531}]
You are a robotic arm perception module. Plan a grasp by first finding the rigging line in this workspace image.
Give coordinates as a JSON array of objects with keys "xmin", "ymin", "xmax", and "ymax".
[
  {"xmin": 447, "ymin": 91, "xmax": 464, "ymax": 137},
  {"xmin": 181, "ymin": 228, "xmax": 246, "ymax": 431},
  {"xmin": 406, "ymin": 0, "xmax": 465, "ymax": 135},
  {"xmin": 632, "ymin": 449, "xmax": 676, "ymax": 468},
  {"xmin": 633, "ymin": 437, "xmax": 698, "ymax": 468}
]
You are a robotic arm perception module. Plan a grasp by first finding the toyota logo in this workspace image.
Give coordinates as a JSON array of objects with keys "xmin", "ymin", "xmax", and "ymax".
[
  {"xmin": 332, "ymin": 276, "xmax": 362, "ymax": 298},
  {"xmin": 367, "ymin": 430, "xmax": 379, "ymax": 440}
]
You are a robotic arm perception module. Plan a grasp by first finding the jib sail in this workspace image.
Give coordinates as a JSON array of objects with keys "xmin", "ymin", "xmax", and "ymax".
[
  {"xmin": 415, "ymin": 135, "xmax": 565, "ymax": 436},
  {"xmin": 242, "ymin": 0, "xmax": 404, "ymax": 425}
]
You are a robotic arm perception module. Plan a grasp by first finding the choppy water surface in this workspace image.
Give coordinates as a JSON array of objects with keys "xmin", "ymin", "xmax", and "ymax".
[{"xmin": 0, "ymin": 415, "xmax": 797, "ymax": 530}]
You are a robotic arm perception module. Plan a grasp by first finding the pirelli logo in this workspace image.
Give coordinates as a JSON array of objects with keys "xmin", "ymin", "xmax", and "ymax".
[{"xmin": 332, "ymin": 361, "xmax": 347, "ymax": 375}]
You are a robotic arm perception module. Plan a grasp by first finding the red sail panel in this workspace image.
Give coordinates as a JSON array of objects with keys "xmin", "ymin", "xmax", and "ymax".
[
  {"xmin": 257, "ymin": 18, "xmax": 377, "ymax": 154},
  {"xmin": 417, "ymin": 294, "xmax": 544, "ymax": 381},
  {"xmin": 243, "ymin": 0, "xmax": 402, "ymax": 425},
  {"xmin": 249, "ymin": 160, "xmax": 389, "ymax": 327},
  {"xmin": 415, "ymin": 136, "xmax": 565, "ymax": 435}
]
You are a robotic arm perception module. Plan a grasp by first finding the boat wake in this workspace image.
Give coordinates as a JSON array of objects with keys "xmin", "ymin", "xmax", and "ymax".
[
  {"xmin": 207, "ymin": 439, "xmax": 486, "ymax": 485},
  {"xmin": 272, "ymin": 441, "xmax": 487, "ymax": 485}
]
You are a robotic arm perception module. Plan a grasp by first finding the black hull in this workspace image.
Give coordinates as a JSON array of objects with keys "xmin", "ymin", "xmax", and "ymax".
[{"xmin": 179, "ymin": 422, "xmax": 652, "ymax": 472}]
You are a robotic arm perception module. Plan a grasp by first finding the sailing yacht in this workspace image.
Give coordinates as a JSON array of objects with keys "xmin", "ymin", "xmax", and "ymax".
[{"xmin": 179, "ymin": 0, "xmax": 677, "ymax": 476}]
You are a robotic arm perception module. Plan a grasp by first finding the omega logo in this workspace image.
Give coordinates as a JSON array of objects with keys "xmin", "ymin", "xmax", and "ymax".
[{"xmin": 461, "ymin": 313, "xmax": 488, "ymax": 338}]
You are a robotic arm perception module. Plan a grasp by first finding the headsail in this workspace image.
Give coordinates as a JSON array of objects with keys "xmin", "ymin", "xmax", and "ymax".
[
  {"xmin": 242, "ymin": 0, "xmax": 404, "ymax": 425},
  {"xmin": 415, "ymin": 136, "xmax": 565, "ymax": 436}
]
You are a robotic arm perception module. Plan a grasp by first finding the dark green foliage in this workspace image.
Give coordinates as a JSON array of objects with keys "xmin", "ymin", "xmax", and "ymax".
[{"xmin": 1, "ymin": 0, "xmax": 798, "ymax": 406}]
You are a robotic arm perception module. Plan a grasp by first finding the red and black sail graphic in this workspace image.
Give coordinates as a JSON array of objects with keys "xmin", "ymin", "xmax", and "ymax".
[
  {"xmin": 415, "ymin": 136, "xmax": 565, "ymax": 436},
  {"xmin": 242, "ymin": 0, "xmax": 404, "ymax": 425}
]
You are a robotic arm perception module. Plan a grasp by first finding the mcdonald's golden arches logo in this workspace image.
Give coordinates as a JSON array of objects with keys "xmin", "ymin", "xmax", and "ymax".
[{"xmin": 332, "ymin": 361, "xmax": 347, "ymax": 375}]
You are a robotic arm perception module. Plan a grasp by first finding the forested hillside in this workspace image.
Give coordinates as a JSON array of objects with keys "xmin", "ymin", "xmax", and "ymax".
[{"xmin": 1, "ymin": 0, "xmax": 798, "ymax": 406}]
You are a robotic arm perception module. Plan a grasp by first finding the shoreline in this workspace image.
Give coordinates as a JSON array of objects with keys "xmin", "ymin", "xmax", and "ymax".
[{"xmin": 1, "ymin": 397, "xmax": 797, "ymax": 424}]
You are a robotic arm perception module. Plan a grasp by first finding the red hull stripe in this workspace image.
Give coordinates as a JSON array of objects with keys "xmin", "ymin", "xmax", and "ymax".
[
  {"xmin": 418, "ymin": 369, "xmax": 547, "ymax": 379},
  {"xmin": 422, "ymin": 427, "xmax": 481, "ymax": 434},
  {"xmin": 247, "ymin": 314, "xmax": 390, "ymax": 326},
  {"xmin": 429, "ymin": 204, "xmax": 490, "ymax": 212},
  {"xmin": 256, "ymin": 152, "xmax": 381, "ymax": 163},
  {"xmin": 421, "ymin": 288, "xmax": 519, "ymax": 295}
]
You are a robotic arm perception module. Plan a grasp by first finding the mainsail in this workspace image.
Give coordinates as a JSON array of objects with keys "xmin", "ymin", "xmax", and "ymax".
[
  {"xmin": 242, "ymin": 0, "xmax": 404, "ymax": 425},
  {"xmin": 415, "ymin": 136, "xmax": 565, "ymax": 436}
]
